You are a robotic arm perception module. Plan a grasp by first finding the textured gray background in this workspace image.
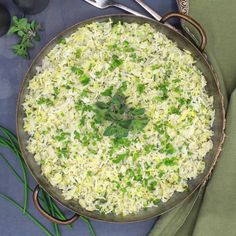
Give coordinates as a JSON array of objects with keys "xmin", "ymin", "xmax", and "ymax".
[{"xmin": 0, "ymin": 0, "xmax": 178, "ymax": 235}]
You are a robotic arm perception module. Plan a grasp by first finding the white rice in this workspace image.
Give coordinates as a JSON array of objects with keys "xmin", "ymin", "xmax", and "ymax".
[{"xmin": 23, "ymin": 20, "xmax": 214, "ymax": 215}]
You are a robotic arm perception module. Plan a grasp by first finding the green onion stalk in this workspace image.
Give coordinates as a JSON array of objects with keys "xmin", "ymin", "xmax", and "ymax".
[{"xmin": 0, "ymin": 125, "xmax": 96, "ymax": 236}]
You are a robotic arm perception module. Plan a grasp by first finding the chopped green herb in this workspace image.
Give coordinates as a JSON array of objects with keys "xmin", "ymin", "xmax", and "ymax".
[
  {"xmin": 126, "ymin": 168, "xmax": 135, "ymax": 178},
  {"xmin": 156, "ymin": 82, "xmax": 169, "ymax": 101},
  {"xmin": 123, "ymin": 40, "xmax": 135, "ymax": 52},
  {"xmin": 130, "ymin": 53, "xmax": 137, "ymax": 60},
  {"xmin": 79, "ymin": 74, "xmax": 90, "ymax": 86},
  {"xmin": 118, "ymin": 173, "xmax": 124, "ymax": 180},
  {"xmin": 52, "ymin": 87, "xmax": 60, "ymax": 99},
  {"xmin": 163, "ymin": 157, "xmax": 178, "ymax": 166},
  {"xmin": 174, "ymin": 86, "xmax": 182, "ymax": 93},
  {"xmin": 158, "ymin": 170, "xmax": 165, "ymax": 178},
  {"xmin": 153, "ymin": 199, "xmax": 160, "ymax": 205},
  {"xmin": 109, "ymin": 55, "xmax": 123, "ymax": 71},
  {"xmin": 132, "ymin": 152, "xmax": 140, "ymax": 162},
  {"xmin": 112, "ymin": 180, "xmax": 121, "ymax": 189},
  {"xmin": 37, "ymin": 98, "xmax": 53, "ymax": 106},
  {"xmin": 75, "ymin": 48, "xmax": 82, "ymax": 58},
  {"xmin": 148, "ymin": 181, "xmax": 157, "ymax": 191},
  {"xmin": 112, "ymin": 153, "xmax": 128, "ymax": 164},
  {"xmin": 74, "ymin": 131, "xmax": 80, "ymax": 140},
  {"xmin": 124, "ymin": 47, "xmax": 135, "ymax": 52},
  {"xmin": 95, "ymin": 71, "xmax": 102, "ymax": 77},
  {"xmin": 80, "ymin": 116, "xmax": 86, "ymax": 126},
  {"xmin": 121, "ymin": 187, "xmax": 127, "ymax": 193},
  {"xmin": 101, "ymin": 86, "xmax": 113, "ymax": 97},
  {"xmin": 71, "ymin": 66, "xmax": 83, "ymax": 75},
  {"xmin": 113, "ymin": 137, "xmax": 131, "ymax": 147},
  {"xmin": 54, "ymin": 130, "xmax": 69, "ymax": 141},
  {"xmin": 137, "ymin": 84, "xmax": 145, "ymax": 94},
  {"xmin": 58, "ymin": 37, "xmax": 66, "ymax": 44},
  {"xmin": 75, "ymin": 100, "xmax": 83, "ymax": 111},
  {"xmin": 144, "ymin": 144, "xmax": 156, "ymax": 154},
  {"xmin": 108, "ymin": 44, "xmax": 119, "ymax": 51},
  {"xmin": 154, "ymin": 123, "xmax": 165, "ymax": 134},
  {"xmin": 119, "ymin": 81, "xmax": 128, "ymax": 91},
  {"xmin": 142, "ymin": 178, "xmax": 148, "ymax": 187},
  {"xmin": 160, "ymin": 143, "xmax": 176, "ymax": 154},
  {"xmin": 169, "ymin": 106, "xmax": 181, "ymax": 115},
  {"xmin": 123, "ymin": 40, "xmax": 129, "ymax": 46},
  {"xmin": 134, "ymin": 174, "xmax": 142, "ymax": 181},
  {"xmin": 151, "ymin": 64, "xmax": 161, "ymax": 70},
  {"xmin": 179, "ymin": 98, "xmax": 191, "ymax": 105},
  {"xmin": 57, "ymin": 147, "xmax": 69, "ymax": 158},
  {"xmin": 81, "ymin": 136, "xmax": 90, "ymax": 146},
  {"xmin": 166, "ymin": 143, "xmax": 176, "ymax": 154}
]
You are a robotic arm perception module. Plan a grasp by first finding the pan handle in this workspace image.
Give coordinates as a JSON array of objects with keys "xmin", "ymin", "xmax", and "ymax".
[
  {"xmin": 160, "ymin": 12, "xmax": 207, "ymax": 52},
  {"xmin": 33, "ymin": 185, "xmax": 79, "ymax": 225}
]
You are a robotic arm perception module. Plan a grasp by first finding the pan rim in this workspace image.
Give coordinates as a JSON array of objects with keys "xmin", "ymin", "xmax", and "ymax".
[{"xmin": 16, "ymin": 13, "xmax": 226, "ymax": 223}]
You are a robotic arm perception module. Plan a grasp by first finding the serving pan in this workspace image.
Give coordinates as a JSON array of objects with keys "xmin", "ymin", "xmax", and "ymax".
[{"xmin": 16, "ymin": 13, "xmax": 225, "ymax": 224}]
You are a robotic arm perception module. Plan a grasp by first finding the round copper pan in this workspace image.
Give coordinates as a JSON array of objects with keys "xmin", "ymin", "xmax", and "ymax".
[{"xmin": 16, "ymin": 14, "xmax": 225, "ymax": 223}]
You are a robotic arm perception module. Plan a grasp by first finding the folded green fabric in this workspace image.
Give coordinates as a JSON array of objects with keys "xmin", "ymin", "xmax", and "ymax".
[
  {"xmin": 149, "ymin": 0, "xmax": 236, "ymax": 235},
  {"xmin": 183, "ymin": 0, "xmax": 236, "ymax": 98},
  {"xmin": 149, "ymin": 89, "xmax": 236, "ymax": 236}
]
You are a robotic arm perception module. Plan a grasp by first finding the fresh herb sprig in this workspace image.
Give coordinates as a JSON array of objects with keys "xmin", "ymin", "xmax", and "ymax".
[
  {"xmin": 94, "ymin": 90, "xmax": 149, "ymax": 138},
  {"xmin": 8, "ymin": 16, "xmax": 41, "ymax": 59}
]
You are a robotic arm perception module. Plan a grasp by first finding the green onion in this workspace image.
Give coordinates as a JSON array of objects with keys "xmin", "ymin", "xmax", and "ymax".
[
  {"xmin": 43, "ymin": 191, "xmax": 61, "ymax": 236},
  {"xmin": 0, "ymin": 127, "xmax": 28, "ymax": 214},
  {"xmin": 0, "ymin": 152, "xmax": 71, "ymax": 229},
  {"xmin": 0, "ymin": 126, "xmax": 97, "ymax": 235},
  {"xmin": 0, "ymin": 192, "xmax": 53, "ymax": 236},
  {"xmin": 81, "ymin": 217, "xmax": 96, "ymax": 236}
]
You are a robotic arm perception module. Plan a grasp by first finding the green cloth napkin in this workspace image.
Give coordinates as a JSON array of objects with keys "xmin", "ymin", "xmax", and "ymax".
[{"xmin": 149, "ymin": 0, "xmax": 236, "ymax": 235}]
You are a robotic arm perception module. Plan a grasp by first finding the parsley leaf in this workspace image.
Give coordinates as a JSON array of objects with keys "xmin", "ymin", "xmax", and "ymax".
[
  {"xmin": 75, "ymin": 48, "xmax": 82, "ymax": 58},
  {"xmin": 101, "ymin": 86, "xmax": 113, "ymax": 97},
  {"xmin": 79, "ymin": 74, "xmax": 90, "ymax": 86},
  {"xmin": 112, "ymin": 153, "xmax": 128, "ymax": 163},
  {"xmin": 137, "ymin": 83, "xmax": 145, "ymax": 94},
  {"xmin": 163, "ymin": 157, "xmax": 178, "ymax": 166},
  {"xmin": 37, "ymin": 97, "xmax": 53, "ymax": 106},
  {"xmin": 71, "ymin": 66, "xmax": 83, "ymax": 75},
  {"xmin": 109, "ymin": 55, "xmax": 124, "ymax": 71}
]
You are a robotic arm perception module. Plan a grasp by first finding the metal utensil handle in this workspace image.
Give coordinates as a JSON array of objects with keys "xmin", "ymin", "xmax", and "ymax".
[
  {"xmin": 160, "ymin": 12, "xmax": 207, "ymax": 52},
  {"xmin": 113, "ymin": 3, "xmax": 147, "ymax": 18},
  {"xmin": 134, "ymin": 0, "xmax": 161, "ymax": 21},
  {"xmin": 33, "ymin": 185, "xmax": 79, "ymax": 225}
]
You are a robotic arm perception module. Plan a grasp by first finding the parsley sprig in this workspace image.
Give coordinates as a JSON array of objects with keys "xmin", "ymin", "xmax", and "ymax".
[
  {"xmin": 8, "ymin": 16, "xmax": 42, "ymax": 59},
  {"xmin": 94, "ymin": 89, "xmax": 149, "ymax": 138}
]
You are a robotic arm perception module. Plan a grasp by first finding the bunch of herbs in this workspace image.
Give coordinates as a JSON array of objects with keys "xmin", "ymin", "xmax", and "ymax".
[
  {"xmin": 94, "ymin": 89, "xmax": 149, "ymax": 138},
  {"xmin": 8, "ymin": 16, "xmax": 41, "ymax": 59}
]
